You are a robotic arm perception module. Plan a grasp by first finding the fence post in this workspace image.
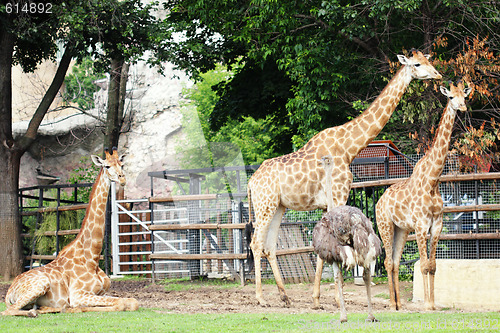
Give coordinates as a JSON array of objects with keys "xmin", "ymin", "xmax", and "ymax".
[
  {"xmin": 110, "ymin": 181, "xmax": 120, "ymax": 276},
  {"xmin": 150, "ymin": 198, "xmax": 156, "ymax": 283},
  {"xmin": 474, "ymin": 167, "xmax": 480, "ymax": 259},
  {"xmin": 56, "ymin": 188, "xmax": 61, "ymax": 255}
]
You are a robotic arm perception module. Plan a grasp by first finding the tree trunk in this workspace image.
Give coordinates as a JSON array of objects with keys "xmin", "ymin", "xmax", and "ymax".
[
  {"xmin": 0, "ymin": 148, "xmax": 24, "ymax": 281},
  {"xmin": 104, "ymin": 58, "xmax": 129, "ymax": 151},
  {"xmin": 0, "ymin": 29, "xmax": 23, "ymax": 281},
  {"xmin": 118, "ymin": 62, "xmax": 130, "ymax": 125},
  {"xmin": 0, "ymin": 30, "xmax": 73, "ymax": 278}
]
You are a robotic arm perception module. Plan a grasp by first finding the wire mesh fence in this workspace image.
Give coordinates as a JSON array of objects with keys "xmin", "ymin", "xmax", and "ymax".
[{"xmin": 144, "ymin": 151, "xmax": 500, "ymax": 281}]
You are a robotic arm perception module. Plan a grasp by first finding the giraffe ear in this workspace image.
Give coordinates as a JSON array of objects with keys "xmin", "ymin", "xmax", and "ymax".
[
  {"xmin": 91, "ymin": 155, "xmax": 105, "ymax": 166},
  {"xmin": 439, "ymin": 86, "xmax": 450, "ymax": 97},
  {"xmin": 464, "ymin": 87, "xmax": 472, "ymax": 97},
  {"xmin": 397, "ymin": 55, "xmax": 409, "ymax": 65},
  {"xmin": 119, "ymin": 154, "xmax": 126, "ymax": 162},
  {"xmin": 424, "ymin": 54, "xmax": 431, "ymax": 59}
]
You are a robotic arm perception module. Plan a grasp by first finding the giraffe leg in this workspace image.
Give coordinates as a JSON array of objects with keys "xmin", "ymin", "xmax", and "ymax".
[
  {"xmin": 427, "ymin": 214, "xmax": 443, "ymax": 310},
  {"xmin": 250, "ymin": 229, "xmax": 268, "ymax": 307},
  {"xmin": 1, "ymin": 308, "xmax": 39, "ymax": 317},
  {"xmin": 264, "ymin": 205, "xmax": 290, "ymax": 307},
  {"xmin": 36, "ymin": 306, "xmax": 64, "ymax": 314},
  {"xmin": 376, "ymin": 212, "xmax": 398, "ymax": 310},
  {"xmin": 363, "ymin": 264, "xmax": 377, "ymax": 322},
  {"xmin": 1, "ymin": 272, "xmax": 51, "ymax": 317},
  {"xmin": 68, "ymin": 291, "xmax": 138, "ymax": 312},
  {"xmin": 267, "ymin": 251, "xmax": 290, "ymax": 307},
  {"xmin": 414, "ymin": 228, "xmax": 432, "ymax": 310},
  {"xmin": 332, "ymin": 262, "xmax": 347, "ymax": 322},
  {"xmin": 97, "ymin": 267, "xmax": 111, "ymax": 293},
  {"xmin": 311, "ymin": 256, "xmax": 324, "ymax": 309},
  {"xmin": 392, "ymin": 226, "xmax": 409, "ymax": 310}
]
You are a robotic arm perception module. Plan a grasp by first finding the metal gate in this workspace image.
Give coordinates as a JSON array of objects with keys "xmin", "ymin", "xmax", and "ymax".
[{"xmin": 110, "ymin": 182, "xmax": 191, "ymax": 277}]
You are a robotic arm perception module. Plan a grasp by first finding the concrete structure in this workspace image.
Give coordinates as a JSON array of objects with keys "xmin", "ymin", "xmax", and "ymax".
[{"xmin": 413, "ymin": 259, "xmax": 500, "ymax": 310}]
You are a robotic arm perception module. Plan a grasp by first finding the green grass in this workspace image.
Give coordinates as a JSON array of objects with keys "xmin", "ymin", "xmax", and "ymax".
[
  {"xmin": 374, "ymin": 292, "xmax": 390, "ymax": 299},
  {"xmin": 2, "ymin": 303, "xmax": 500, "ymax": 333}
]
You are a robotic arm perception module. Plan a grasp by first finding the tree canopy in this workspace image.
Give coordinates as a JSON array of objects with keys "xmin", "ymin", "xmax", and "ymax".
[{"xmin": 161, "ymin": 0, "xmax": 500, "ymax": 161}]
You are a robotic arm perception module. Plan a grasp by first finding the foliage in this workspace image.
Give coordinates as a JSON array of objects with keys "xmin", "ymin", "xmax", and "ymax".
[
  {"xmin": 63, "ymin": 57, "xmax": 106, "ymax": 109},
  {"xmin": 21, "ymin": 189, "xmax": 84, "ymax": 259},
  {"xmin": 180, "ymin": 64, "xmax": 291, "ymax": 167},
  {"xmin": 2, "ymin": 0, "xmax": 164, "ymax": 73},
  {"xmin": 34, "ymin": 210, "xmax": 80, "ymax": 256},
  {"xmin": 408, "ymin": 37, "xmax": 500, "ymax": 163},
  {"xmin": 67, "ymin": 156, "xmax": 100, "ymax": 202},
  {"xmin": 161, "ymin": 0, "xmax": 500, "ymax": 160}
]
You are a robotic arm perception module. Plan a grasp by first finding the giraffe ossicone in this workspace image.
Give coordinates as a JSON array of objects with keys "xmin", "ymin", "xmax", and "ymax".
[
  {"xmin": 376, "ymin": 81, "xmax": 471, "ymax": 311},
  {"xmin": 2, "ymin": 148, "xmax": 138, "ymax": 317},
  {"xmin": 247, "ymin": 50, "xmax": 442, "ymax": 308}
]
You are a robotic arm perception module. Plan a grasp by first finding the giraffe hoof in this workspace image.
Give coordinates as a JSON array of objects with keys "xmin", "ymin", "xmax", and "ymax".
[
  {"xmin": 126, "ymin": 298, "xmax": 139, "ymax": 311},
  {"xmin": 366, "ymin": 316, "xmax": 378, "ymax": 322},
  {"xmin": 257, "ymin": 299, "xmax": 270, "ymax": 307},
  {"xmin": 311, "ymin": 297, "xmax": 321, "ymax": 310},
  {"xmin": 424, "ymin": 304, "xmax": 436, "ymax": 311},
  {"xmin": 27, "ymin": 309, "xmax": 38, "ymax": 318},
  {"xmin": 389, "ymin": 303, "xmax": 399, "ymax": 311}
]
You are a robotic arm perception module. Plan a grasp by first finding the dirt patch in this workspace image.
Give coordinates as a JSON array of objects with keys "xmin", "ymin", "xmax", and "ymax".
[{"xmin": 0, "ymin": 278, "xmax": 441, "ymax": 315}]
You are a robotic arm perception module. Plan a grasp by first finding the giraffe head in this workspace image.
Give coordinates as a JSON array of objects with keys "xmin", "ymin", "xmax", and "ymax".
[
  {"xmin": 397, "ymin": 49, "xmax": 442, "ymax": 80},
  {"xmin": 439, "ymin": 81, "xmax": 472, "ymax": 112},
  {"xmin": 91, "ymin": 148, "xmax": 126, "ymax": 186}
]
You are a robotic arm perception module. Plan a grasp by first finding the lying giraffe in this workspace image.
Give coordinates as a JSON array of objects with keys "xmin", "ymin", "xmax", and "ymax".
[{"xmin": 2, "ymin": 148, "xmax": 138, "ymax": 317}]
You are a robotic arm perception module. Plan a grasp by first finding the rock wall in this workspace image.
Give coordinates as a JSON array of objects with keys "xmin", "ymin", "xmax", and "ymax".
[{"xmin": 16, "ymin": 60, "xmax": 203, "ymax": 199}]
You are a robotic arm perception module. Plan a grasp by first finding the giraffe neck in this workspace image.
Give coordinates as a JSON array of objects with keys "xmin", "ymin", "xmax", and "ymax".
[
  {"xmin": 73, "ymin": 169, "xmax": 110, "ymax": 262},
  {"xmin": 341, "ymin": 65, "xmax": 412, "ymax": 162},
  {"xmin": 414, "ymin": 101, "xmax": 457, "ymax": 185}
]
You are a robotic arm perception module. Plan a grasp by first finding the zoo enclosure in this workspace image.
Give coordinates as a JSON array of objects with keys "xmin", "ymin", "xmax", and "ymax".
[
  {"xmin": 20, "ymin": 148, "xmax": 500, "ymax": 282},
  {"xmin": 110, "ymin": 148, "xmax": 500, "ymax": 282}
]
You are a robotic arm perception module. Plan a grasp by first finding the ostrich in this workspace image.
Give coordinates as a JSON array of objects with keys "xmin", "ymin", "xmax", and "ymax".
[{"xmin": 312, "ymin": 155, "xmax": 382, "ymax": 322}]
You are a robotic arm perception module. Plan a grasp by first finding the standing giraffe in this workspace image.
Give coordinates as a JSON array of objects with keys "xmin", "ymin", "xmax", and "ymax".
[
  {"xmin": 376, "ymin": 81, "xmax": 471, "ymax": 311},
  {"xmin": 247, "ymin": 50, "xmax": 442, "ymax": 307},
  {"xmin": 2, "ymin": 148, "xmax": 139, "ymax": 317}
]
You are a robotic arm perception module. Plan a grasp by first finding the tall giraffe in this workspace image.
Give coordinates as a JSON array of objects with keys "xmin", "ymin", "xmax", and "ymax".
[
  {"xmin": 2, "ymin": 148, "xmax": 139, "ymax": 317},
  {"xmin": 247, "ymin": 50, "xmax": 442, "ymax": 308},
  {"xmin": 376, "ymin": 81, "xmax": 471, "ymax": 311}
]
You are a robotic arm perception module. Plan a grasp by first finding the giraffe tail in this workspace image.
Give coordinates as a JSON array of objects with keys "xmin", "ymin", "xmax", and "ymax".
[{"xmin": 245, "ymin": 187, "xmax": 254, "ymax": 272}]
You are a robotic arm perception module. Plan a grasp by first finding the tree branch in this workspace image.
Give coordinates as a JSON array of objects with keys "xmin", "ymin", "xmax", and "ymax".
[{"xmin": 17, "ymin": 44, "xmax": 73, "ymax": 151}]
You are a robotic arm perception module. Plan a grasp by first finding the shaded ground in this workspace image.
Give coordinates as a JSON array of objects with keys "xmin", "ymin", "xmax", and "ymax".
[{"xmin": 0, "ymin": 278, "xmax": 465, "ymax": 315}]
